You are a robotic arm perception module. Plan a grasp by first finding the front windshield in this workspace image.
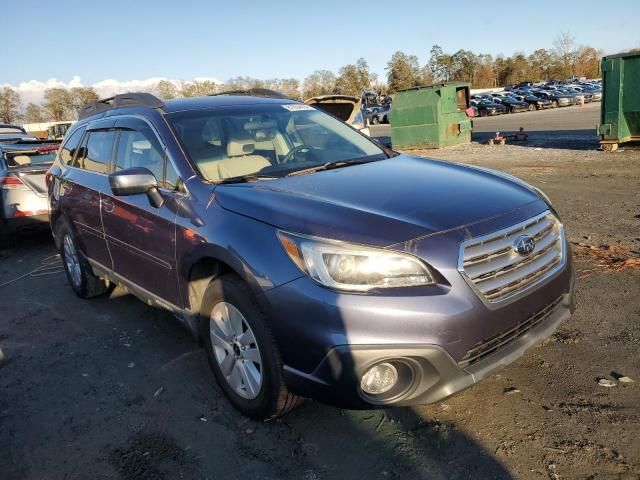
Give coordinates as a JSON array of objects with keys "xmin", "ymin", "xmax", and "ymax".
[{"xmin": 167, "ymin": 104, "xmax": 385, "ymax": 182}]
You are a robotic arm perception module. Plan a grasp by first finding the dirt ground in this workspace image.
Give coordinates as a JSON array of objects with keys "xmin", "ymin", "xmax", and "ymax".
[{"xmin": 1, "ymin": 135, "xmax": 639, "ymax": 479}]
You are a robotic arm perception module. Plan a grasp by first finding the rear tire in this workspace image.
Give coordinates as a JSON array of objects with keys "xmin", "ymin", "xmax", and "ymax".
[
  {"xmin": 480, "ymin": 109, "xmax": 488, "ymax": 117},
  {"xmin": 371, "ymin": 116, "xmax": 379, "ymax": 125},
  {"xmin": 57, "ymin": 221, "xmax": 109, "ymax": 299},
  {"xmin": 528, "ymin": 103, "xmax": 536, "ymax": 111},
  {"xmin": 552, "ymin": 100, "xmax": 559, "ymax": 108},
  {"xmin": 200, "ymin": 274, "xmax": 302, "ymax": 419}
]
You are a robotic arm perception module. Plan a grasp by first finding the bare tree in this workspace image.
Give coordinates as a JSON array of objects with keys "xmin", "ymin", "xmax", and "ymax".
[
  {"xmin": 70, "ymin": 87, "xmax": 99, "ymax": 114},
  {"xmin": 554, "ymin": 31, "xmax": 577, "ymax": 77},
  {"xmin": 24, "ymin": 103, "xmax": 46, "ymax": 123},
  {"xmin": 0, "ymin": 87, "xmax": 22, "ymax": 124},
  {"xmin": 153, "ymin": 80, "xmax": 179, "ymax": 100},
  {"xmin": 302, "ymin": 70, "xmax": 337, "ymax": 99},
  {"xmin": 180, "ymin": 80, "xmax": 219, "ymax": 97},
  {"xmin": 262, "ymin": 78, "xmax": 301, "ymax": 100},
  {"xmin": 43, "ymin": 88, "xmax": 73, "ymax": 121}
]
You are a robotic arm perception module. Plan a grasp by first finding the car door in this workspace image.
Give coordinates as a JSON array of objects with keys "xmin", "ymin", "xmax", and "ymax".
[
  {"xmin": 101, "ymin": 117, "xmax": 182, "ymax": 307},
  {"xmin": 61, "ymin": 120, "xmax": 115, "ymax": 269}
]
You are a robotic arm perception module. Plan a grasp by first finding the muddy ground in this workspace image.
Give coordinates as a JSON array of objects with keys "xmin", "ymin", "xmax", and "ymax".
[{"xmin": 1, "ymin": 128, "xmax": 639, "ymax": 479}]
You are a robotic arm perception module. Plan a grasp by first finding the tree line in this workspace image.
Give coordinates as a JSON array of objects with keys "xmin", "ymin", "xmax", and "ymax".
[{"xmin": 0, "ymin": 32, "xmax": 618, "ymax": 124}]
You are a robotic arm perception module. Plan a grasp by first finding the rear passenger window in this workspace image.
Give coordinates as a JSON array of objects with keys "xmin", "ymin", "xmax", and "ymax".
[
  {"xmin": 59, "ymin": 127, "xmax": 85, "ymax": 165},
  {"xmin": 74, "ymin": 130, "xmax": 116, "ymax": 173},
  {"xmin": 116, "ymin": 128, "xmax": 164, "ymax": 183}
]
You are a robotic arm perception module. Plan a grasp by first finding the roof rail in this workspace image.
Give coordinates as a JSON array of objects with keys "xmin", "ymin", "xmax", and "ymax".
[
  {"xmin": 78, "ymin": 92, "xmax": 165, "ymax": 120},
  {"xmin": 209, "ymin": 88, "xmax": 290, "ymax": 99}
]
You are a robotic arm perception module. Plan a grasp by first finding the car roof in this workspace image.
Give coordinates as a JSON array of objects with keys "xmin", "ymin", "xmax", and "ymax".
[{"xmin": 76, "ymin": 93, "xmax": 299, "ymax": 125}]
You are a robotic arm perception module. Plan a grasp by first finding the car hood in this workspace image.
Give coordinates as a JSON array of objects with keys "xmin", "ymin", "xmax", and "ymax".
[{"xmin": 214, "ymin": 155, "xmax": 542, "ymax": 247}]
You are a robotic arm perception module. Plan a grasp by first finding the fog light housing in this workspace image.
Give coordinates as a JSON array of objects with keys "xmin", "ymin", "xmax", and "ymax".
[{"xmin": 360, "ymin": 362, "xmax": 398, "ymax": 395}]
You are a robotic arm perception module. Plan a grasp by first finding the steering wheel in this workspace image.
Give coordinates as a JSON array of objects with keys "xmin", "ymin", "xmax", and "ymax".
[{"xmin": 281, "ymin": 145, "xmax": 313, "ymax": 164}]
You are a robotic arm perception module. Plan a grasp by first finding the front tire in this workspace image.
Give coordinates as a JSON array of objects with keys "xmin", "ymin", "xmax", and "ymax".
[
  {"xmin": 528, "ymin": 103, "xmax": 536, "ymax": 111},
  {"xmin": 371, "ymin": 116, "xmax": 379, "ymax": 125},
  {"xmin": 200, "ymin": 274, "xmax": 302, "ymax": 418},
  {"xmin": 58, "ymin": 221, "xmax": 109, "ymax": 298}
]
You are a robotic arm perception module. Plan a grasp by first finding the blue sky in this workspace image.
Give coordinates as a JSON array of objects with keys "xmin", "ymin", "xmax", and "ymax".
[{"xmin": 4, "ymin": 0, "xmax": 639, "ymax": 86}]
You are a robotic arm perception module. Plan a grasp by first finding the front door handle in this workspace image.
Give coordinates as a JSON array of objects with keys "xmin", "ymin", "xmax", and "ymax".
[{"xmin": 101, "ymin": 197, "xmax": 115, "ymax": 213}]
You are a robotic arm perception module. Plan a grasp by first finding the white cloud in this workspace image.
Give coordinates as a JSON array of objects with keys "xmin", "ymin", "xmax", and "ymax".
[{"xmin": 0, "ymin": 76, "xmax": 221, "ymax": 106}]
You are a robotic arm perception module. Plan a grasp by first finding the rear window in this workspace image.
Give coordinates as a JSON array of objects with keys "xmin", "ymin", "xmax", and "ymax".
[
  {"xmin": 0, "ymin": 127, "xmax": 25, "ymax": 134},
  {"xmin": 5, "ymin": 148, "xmax": 59, "ymax": 168}
]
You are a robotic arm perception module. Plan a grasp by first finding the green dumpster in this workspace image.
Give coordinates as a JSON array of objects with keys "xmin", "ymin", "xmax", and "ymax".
[
  {"xmin": 598, "ymin": 51, "xmax": 640, "ymax": 151},
  {"xmin": 391, "ymin": 82, "xmax": 472, "ymax": 149}
]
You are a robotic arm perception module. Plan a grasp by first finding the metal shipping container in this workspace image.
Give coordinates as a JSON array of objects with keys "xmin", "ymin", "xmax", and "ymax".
[
  {"xmin": 391, "ymin": 82, "xmax": 472, "ymax": 149},
  {"xmin": 598, "ymin": 51, "xmax": 640, "ymax": 151}
]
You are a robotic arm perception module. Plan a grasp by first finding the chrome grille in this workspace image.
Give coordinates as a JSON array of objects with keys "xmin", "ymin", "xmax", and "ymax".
[{"xmin": 458, "ymin": 211, "xmax": 565, "ymax": 304}]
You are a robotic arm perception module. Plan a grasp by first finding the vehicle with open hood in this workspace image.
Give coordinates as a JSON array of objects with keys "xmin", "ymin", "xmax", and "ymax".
[{"xmin": 304, "ymin": 94, "xmax": 370, "ymax": 135}]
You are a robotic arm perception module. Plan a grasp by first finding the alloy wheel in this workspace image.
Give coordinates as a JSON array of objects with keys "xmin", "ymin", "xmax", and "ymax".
[
  {"xmin": 63, "ymin": 234, "xmax": 82, "ymax": 287},
  {"xmin": 209, "ymin": 302, "xmax": 263, "ymax": 399}
]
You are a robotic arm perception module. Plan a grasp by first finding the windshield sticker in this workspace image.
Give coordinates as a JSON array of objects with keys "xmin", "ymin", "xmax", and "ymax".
[{"xmin": 281, "ymin": 104, "xmax": 314, "ymax": 111}]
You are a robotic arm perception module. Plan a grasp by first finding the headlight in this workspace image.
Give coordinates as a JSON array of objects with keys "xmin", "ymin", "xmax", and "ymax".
[{"xmin": 278, "ymin": 231, "xmax": 434, "ymax": 291}]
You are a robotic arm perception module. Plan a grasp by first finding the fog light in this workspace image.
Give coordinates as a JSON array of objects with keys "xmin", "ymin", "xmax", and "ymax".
[{"xmin": 360, "ymin": 362, "xmax": 398, "ymax": 395}]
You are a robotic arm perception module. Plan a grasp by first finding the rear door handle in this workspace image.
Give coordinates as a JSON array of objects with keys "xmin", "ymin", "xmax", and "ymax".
[{"xmin": 102, "ymin": 197, "xmax": 114, "ymax": 213}]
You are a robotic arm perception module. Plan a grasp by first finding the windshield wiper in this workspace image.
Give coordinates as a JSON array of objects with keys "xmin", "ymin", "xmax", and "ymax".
[
  {"xmin": 216, "ymin": 174, "xmax": 278, "ymax": 184},
  {"xmin": 286, "ymin": 158, "xmax": 377, "ymax": 177}
]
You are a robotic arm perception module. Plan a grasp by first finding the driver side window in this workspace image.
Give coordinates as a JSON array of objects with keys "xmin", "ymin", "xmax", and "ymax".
[{"xmin": 115, "ymin": 126, "xmax": 179, "ymax": 190}]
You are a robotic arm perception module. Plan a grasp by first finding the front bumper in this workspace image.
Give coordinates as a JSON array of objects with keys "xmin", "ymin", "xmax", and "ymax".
[
  {"xmin": 263, "ymin": 204, "xmax": 575, "ymax": 409},
  {"xmin": 283, "ymin": 284, "xmax": 574, "ymax": 409}
]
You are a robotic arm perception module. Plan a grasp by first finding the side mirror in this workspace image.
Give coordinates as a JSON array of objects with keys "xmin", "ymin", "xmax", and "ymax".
[{"xmin": 108, "ymin": 167, "xmax": 164, "ymax": 208}]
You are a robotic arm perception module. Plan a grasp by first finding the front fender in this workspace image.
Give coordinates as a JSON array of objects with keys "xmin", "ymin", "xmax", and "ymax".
[{"xmin": 175, "ymin": 201, "xmax": 304, "ymax": 308}]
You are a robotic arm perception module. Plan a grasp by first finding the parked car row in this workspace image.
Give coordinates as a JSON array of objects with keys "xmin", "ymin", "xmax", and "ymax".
[
  {"xmin": 469, "ymin": 79, "xmax": 601, "ymax": 116},
  {"xmin": 362, "ymin": 78, "xmax": 601, "ymax": 123}
]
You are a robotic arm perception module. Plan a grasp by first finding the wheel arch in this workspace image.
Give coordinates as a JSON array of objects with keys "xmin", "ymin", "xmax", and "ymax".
[
  {"xmin": 186, "ymin": 256, "xmax": 233, "ymax": 315},
  {"xmin": 183, "ymin": 248, "xmax": 270, "ymax": 317}
]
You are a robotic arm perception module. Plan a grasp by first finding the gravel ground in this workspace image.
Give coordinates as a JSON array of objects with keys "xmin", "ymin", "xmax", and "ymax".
[{"xmin": 1, "ymin": 122, "xmax": 639, "ymax": 479}]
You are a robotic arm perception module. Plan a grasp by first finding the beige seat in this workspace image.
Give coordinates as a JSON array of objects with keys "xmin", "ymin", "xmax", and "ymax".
[
  {"xmin": 200, "ymin": 136, "xmax": 271, "ymax": 181},
  {"xmin": 11, "ymin": 155, "xmax": 32, "ymax": 166}
]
